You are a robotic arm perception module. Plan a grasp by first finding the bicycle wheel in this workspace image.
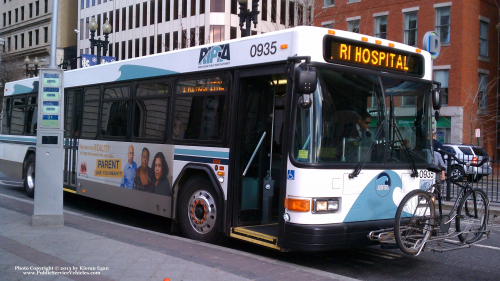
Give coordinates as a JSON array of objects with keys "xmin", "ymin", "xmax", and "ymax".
[
  {"xmin": 456, "ymin": 188, "xmax": 489, "ymax": 244},
  {"xmin": 395, "ymin": 190, "xmax": 435, "ymax": 255}
]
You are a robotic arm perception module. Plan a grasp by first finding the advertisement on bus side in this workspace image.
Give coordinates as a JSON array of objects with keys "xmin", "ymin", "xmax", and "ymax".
[{"xmin": 77, "ymin": 140, "xmax": 174, "ymax": 197}]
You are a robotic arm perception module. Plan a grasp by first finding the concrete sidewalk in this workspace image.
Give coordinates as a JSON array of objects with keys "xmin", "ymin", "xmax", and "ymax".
[{"xmin": 0, "ymin": 194, "xmax": 355, "ymax": 281}]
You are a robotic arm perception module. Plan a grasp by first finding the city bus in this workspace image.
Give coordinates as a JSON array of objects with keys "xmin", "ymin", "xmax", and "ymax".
[{"xmin": 1, "ymin": 26, "xmax": 439, "ymax": 251}]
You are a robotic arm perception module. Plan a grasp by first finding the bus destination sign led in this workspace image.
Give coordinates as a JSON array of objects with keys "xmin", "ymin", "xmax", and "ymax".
[{"xmin": 323, "ymin": 36, "xmax": 424, "ymax": 77}]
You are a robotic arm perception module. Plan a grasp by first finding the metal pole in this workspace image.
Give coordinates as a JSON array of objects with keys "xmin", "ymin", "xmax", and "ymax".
[
  {"xmin": 47, "ymin": 0, "xmax": 60, "ymax": 69},
  {"xmin": 446, "ymin": 154, "xmax": 452, "ymax": 201}
]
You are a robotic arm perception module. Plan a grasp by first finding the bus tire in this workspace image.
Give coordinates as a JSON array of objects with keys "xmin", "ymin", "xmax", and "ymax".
[
  {"xmin": 24, "ymin": 154, "xmax": 36, "ymax": 198},
  {"xmin": 178, "ymin": 176, "xmax": 223, "ymax": 243}
]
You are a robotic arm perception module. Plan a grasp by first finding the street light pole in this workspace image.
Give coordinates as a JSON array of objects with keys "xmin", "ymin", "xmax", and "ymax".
[
  {"xmin": 238, "ymin": 0, "xmax": 260, "ymax": 37},
  {"xmin": 24, "ymin": 56, "xmax": 39, "ymax": 77},
  {"xmin": 88, "ymin": 17, "xmax": 112, "ymax": 65}
]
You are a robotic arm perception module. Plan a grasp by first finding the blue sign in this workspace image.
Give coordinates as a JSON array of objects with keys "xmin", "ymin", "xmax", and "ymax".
[
  {"xmin": 287, "ymin": 170, "xmax": 295, "ymax": 180},
  {"xmin": 81, "ymin": 54, "xmax": 116, "ymax": 67}
]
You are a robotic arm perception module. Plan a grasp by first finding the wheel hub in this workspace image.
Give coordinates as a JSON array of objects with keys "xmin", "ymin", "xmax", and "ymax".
[{"xmin": 187, "ymin": 190, "xmax": 216, "ymax": 234}]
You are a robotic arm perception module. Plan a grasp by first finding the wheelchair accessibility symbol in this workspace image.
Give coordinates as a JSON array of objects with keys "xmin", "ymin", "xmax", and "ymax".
[{"xmin": 287, "ymin": 170, "xmax": 295, "ymax": 180}]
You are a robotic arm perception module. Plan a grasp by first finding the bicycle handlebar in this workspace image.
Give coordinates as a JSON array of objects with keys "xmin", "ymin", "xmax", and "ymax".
[{"xmin": 437, "ymin": 148, "xmax": 490, "ymax": 167}]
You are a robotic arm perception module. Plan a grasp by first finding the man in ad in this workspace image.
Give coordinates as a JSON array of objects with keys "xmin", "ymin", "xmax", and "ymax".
[{"xmin": 120, "ymin": 145, "xmax": 137, "ymax": 189}]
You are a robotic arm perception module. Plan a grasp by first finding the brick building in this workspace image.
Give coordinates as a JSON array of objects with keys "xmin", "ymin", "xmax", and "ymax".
[{"xmin": 315, "ymin": 0, "xmax": 499, "ymax": 158}]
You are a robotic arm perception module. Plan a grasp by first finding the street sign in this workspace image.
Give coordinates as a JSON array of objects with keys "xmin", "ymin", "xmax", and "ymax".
[{"xmin": 476, "ymin": 128, "xmax": 481, "ymax": 138}]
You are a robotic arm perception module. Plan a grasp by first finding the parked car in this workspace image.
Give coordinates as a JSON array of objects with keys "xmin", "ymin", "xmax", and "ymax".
[{"xmin": 441, "ymin": 144, "xmax": 492, "ymax": 181}]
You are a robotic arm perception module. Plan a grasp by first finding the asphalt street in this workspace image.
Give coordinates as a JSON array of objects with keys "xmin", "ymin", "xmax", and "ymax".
[{"xmin": 1, "ymin": 174, "xmax": 499, "ymax": 281}]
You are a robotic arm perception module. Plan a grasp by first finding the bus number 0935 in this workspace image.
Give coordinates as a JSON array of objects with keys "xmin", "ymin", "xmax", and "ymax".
[
  {"xmin": 250, "ymin": 42, "xmax": 277, "ymax": 57},
  {"xmin": 419, "ymin": 170, "xmax": 434, "ymax": 178}
]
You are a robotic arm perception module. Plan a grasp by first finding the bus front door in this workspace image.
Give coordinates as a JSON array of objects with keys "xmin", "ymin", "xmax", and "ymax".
[
  {"xmin": 231, "ymin": 72, "xmax": 287, "ymax": 249},
  {"xmin": 63, "ymin": 89, "xmax": 83, "ymax": 191}
]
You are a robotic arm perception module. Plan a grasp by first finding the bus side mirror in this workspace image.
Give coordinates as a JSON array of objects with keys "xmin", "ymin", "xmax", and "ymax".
[
  {"xmin": 295, "ymin": 63, "xmax": 317, "ymax": 109},
  {"xmin": 432, "ymin": 89, "xmax": 441, "ymax": 110}
]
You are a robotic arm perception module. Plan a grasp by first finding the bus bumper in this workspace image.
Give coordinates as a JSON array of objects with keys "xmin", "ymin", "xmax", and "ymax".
[{"xmin": 284, "ymin": 219, "xmax": 394, "ymax": 251}]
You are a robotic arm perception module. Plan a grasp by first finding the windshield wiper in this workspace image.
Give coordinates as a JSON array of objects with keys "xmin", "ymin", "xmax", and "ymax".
[{"xmin": 349, "ymin": 121, "xmax": 386, "ymax": 178}]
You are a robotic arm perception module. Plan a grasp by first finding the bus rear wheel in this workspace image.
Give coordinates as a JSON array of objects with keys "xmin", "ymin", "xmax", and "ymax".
[
  {"xmin": 24, "ymin": 154, "xmax": 36, "ymax": 198},
  {"xmin": 178, "ymin": 176, "xmax": 222, "ymax": 243}
]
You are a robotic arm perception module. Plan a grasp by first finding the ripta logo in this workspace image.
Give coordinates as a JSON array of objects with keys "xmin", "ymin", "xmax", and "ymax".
[
  {"xmin": 375, "ymin": 172, "xmax": 391, "ymax": 197},
  {"xmin": 198, "ymin": 44, "xmax": 230, "ymax": 65}
]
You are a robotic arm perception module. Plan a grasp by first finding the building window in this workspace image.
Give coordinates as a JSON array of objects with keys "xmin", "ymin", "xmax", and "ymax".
[
  {"xmin": 129, "ymin": 5, "xmax": 133, "ymax": 29},
  {"xmin": 3, "ymin": 13, "xmax": 5, "ymax": 26},
  {"xmin": 322, "ymin": 21, "xmax": 334, "ymax": 28},
  {"xmin": 200, "ymin": 0, "xmax": 205, "ymax": 14},
  {"xmin": 81, "ymin": 0, "xmax": 84, "ymax": 10},
  {"xmin": 435, "ymin": 7, "xmax": 450, "ymax": 44},
  {"xmin": 143, "ymin": 2, "xmax": 147, "ymax": 26},
  {"xmin": 8, "ymin": 11, "xmax": 11, "ymax": 24},
  {"xmin": 404, "ymin": 11, "xmax": 418, "ymax": 46},
  {"xmin": 191, "ymin": 0, "xmax": 196, "ymax": 16},
  {"xmin": 182, "ymin": 0, "xmax": 187, "ymax": 17},
  {"xmin": 36, "ymin": 1, "xmax": 40, "ymax": 16},
  {"xmin": 174, "ymin": 0, "xmax": 179, "ymax": 20},
  {"xmin": 114, "ymin": 42, "xmax": 119, "ymax": 60},
  {"xmin": 166, "ymin": 0, "xmax": 171, "ymax": 21},
  {"xmin": 85, "ymin": 17, "xmax": 89, "ymax": 39},
  {"xmin": 29, "ymin": 3, "xmax": 33, "ymax": 18},
  {"xmin": 199, "ymin": 26, "xmax": 204, "ymax": 45},
  {"xmin": 182, "ymin": 29, "xmax": 187, "ymax": 48},
  {"xmin": 210, "ymin": 0, "xmax": 224, "ymax": 12},
  {"xmin": 122, "ymin": 41, "xmax": 126, "ymax": 60},
  {"xmin": 210, "ymin": 25, "xmax": 224, "ymax": 43},
  {"xmin": 323, "ymin": 0, "xmax": 334, "ymax": 7},
  {"xmin": 109, "ymin": 11, "xmax": 113, "ymax": 33},
  {"xmin": 289, "ymin": 1, "xmax": 295, "ymax": 27},
  {"xmin": 142, "ymin": 37, "xmax": 147, "ymax": 56},
  {"xmin": 374, "ymin": 16, "xmax": 387, "ymax": 38},
  {"xmin": 347, "ymin": 19, "xmax": 360, "ymax": 33},
  {"xmin": 271, "ymin": 0, "xmax": 276, "ymax": 23},
  {"xmin": 478, "ymin": 74, "xmax": 488, "ymax": 111},
  {"xmin": 29, "ymin": 31, "xmax": 32, "ymax": 46},
  {"xmin": 348, "ymin": 0, "xmax": 360, "ymax": 3},
  {"xmin": 44, "ymin": 27, "xmax": 47, "ymax": 43},
  {"xmin": 157, "ymin": 34, "xmax": 162, "ymax": 53},
  {"xmin": 190, "ymin": 28, "xmax": 195, "ymax": 47},
  {"xmin": 150, "ymin": 35, "xmax": 154, "ymax": 54},
  {"xmin": 44, "ymin": 0, "xmax": 48, "ymax": 13},
  {"xmin": 128, "ymin": 40, "xmax": 133, "ymax": 58},
  {"xmin": 479, "ymin": 20, "xmax": 489, "ymax": 57},
  {"xmin": 280, "ymin": 0, "xmax": 286, "ymax": 25},
  {"xmin": 135, "ymin": 38, "xmax": 140, "ymax": 57},
  {"xmin": 15, "ymin": 8, "xmax": 18, "ymax": 23},
  {"xmin": 21, "ymin": 33, "xmax": 25, "ymax": 48},
  {"xmin": 136, "ymin": 3, "xmax": 140, "ymax": 28},
  {"xmin": 173, "ymin": 31, "xmax": 178, "ymax": 49},
  {"xmin": 434, "ymin": 69, "xmax": 449, "ymax": 105},
  {"xmin": 14, "ymin": 35, "xmax": 17, "ymax": 50},
  {"xmin": 35, "ymin": 29, "xmax": 39, "ymax": 45},
  {"xmin": 21, "ymin": 6, "xmax": 24, "ymax": 21},
  {"xmin": 165, "ymin": 32, "xmax": 170, "ymax": 51},
  {"xmin": 230, "ymin": 26, "xmax": 237, "ymax": 39},
  {"xmin": 158, "ymin": 0, "xmax": 163, "ymax": 22},
  {"xmin": 150, "ymin": 0, "xmax": 155, "ymax": 25},
  {"xmin": 262, "ymin": 0, "xmax": 267, "ymax": 21}
]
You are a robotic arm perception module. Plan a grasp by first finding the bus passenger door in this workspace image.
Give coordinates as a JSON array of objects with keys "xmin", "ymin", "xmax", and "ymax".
[
  {"xmin": 63, "ymin": 89, "xmax": 83, "ymax": 191},
  {"xmin": 231, "ymin": 70, "xmax": 287, "ymax": 249}
]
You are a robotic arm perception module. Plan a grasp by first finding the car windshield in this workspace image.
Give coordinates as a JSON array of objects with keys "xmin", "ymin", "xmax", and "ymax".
[{"xmin": 293, "ymin": 67, "xmax": 432, "ymax": 166}]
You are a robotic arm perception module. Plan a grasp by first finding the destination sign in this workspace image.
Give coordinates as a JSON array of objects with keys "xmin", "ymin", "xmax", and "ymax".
[
  {"xmin": 43, "ymin": 73, "xmax": 60, "ymax": 86},
  {"xmin": 43, "ymin": 87, "xmax": 60, "ymax": 99},
  {"xmin": 42, "ymin": 101, "xmax": 60, "ymax": 113},
  {"xmin": 177, "ymin": 78, "xmax": 226, "ymax": 94},
  {"xmin": 324, "ymin": 36, "xmax": 424, "ymax": 77},
  {"xmin": 42, "ymin": 114, "xmax": 59, "ymax": 127}
]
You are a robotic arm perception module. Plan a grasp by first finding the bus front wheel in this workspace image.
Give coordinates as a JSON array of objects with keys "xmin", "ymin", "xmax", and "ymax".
[
  {"xmin": 178, "ymin": 176, "xmax": 222, "ymax": 243},
  {"xmin": 24, "ymin": 154, "xmax": 36, "ymax": 198}
]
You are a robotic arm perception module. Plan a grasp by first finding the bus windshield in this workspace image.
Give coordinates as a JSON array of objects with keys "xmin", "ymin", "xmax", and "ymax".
[{"xmin": 293, "ymin": 67, "xmax": 432, "ymax": 166}]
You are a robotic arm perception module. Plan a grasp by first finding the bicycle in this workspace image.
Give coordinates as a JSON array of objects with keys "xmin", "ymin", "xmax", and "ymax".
[{"xmin": 394, "ymin": 149, "xmax": 490, "ymax": 256}]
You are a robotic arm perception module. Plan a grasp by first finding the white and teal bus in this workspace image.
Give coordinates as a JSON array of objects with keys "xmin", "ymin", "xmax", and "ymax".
[{"xmin": 1, "ymin": 26, "xmax": 440, "ymax": 251}]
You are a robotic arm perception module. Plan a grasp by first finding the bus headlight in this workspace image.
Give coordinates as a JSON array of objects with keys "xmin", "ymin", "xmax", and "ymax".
[{"xmin": 312, "ymin": 198, "xmax": 339, "ymax": 213}]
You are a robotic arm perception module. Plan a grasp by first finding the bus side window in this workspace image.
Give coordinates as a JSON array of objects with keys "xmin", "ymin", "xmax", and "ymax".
[
  {"xmin": 174, "ymin": 75, "xmax": 227, "ymax": 142},
  {"xmin": 2, "ymin": 98, "xmax": 11, "ymax": 134},
  {"xmin": 25, "ymin": 96, "xmax": 38, "ymax": 135},
  {"xmin": 81, "ymin": 87, "xmax": 100, "ymax": 139},
  {"xmin": 101, "ymin": 84, "xmax": 131, "ymax": 139},
  {"xmin": 11, "ymin": 96, "xmax": 27, "ymax": 135},
  {"xmin": 133, "ymin": 81, "xmax": 169, "ymax": 140}
]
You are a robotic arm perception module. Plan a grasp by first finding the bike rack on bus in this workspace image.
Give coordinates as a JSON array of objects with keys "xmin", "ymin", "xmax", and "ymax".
[{"xmin": 367, "ymin": 214, "xmax": 496, "ymax": 254}]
